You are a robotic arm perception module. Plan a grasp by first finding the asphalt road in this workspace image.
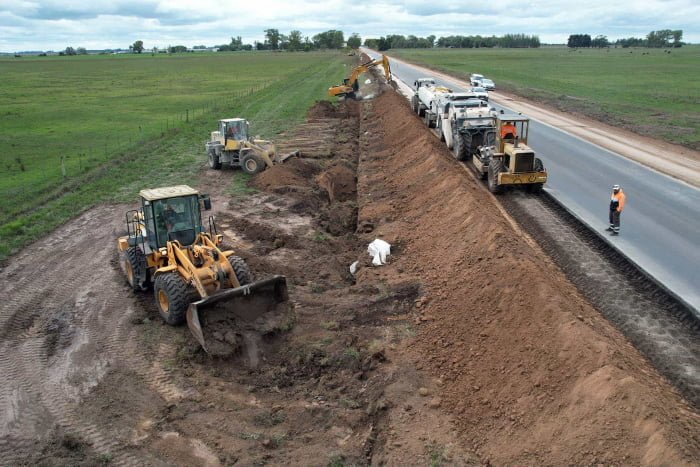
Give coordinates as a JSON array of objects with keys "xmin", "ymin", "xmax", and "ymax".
[{"xmin": 363, "ymin": 49, "xmax": 700, "ymax": 316}]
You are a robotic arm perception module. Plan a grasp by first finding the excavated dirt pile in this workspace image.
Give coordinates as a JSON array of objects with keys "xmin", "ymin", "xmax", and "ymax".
[
  {"xmin": 355, "ymin": 89, "xmax": 700, "ymax": 465},
  {"xmin": 3, "ymin": 81, "xmax": 698, "ymax": 466}
]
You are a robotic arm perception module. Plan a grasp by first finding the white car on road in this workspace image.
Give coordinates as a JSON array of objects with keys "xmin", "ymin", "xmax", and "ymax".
[
  {"xmin": 480, "ymin": 78, "xmax": 495, "ymax": 90},
  {"xmin": 471, "ymin": 86, "xmax": 489, "ymax": 101},
  {"xmin": 469, "ymin": 73, "xmax": 484, "ymax": 86}
]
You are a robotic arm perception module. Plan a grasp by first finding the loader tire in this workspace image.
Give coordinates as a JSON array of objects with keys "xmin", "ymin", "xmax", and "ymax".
[
  {"xmin": 241, "ymin": 153, "xmax": 265, "ymax": 175},
  {"xmin": 154, "ymin": 273, "xmax": 189, "ymax": 325},
  {"xmin": 487, "ymin": 159, "xmax": 505, "ymax": 194},
  {"xmin": 452, "ymin": 133, "xmax": 468, "ymax": 161},
  {"xmin": 125, "ymin": 247, "xmax": 147, "ymax": 292},
  {"xmin": 208, "ymin": 149, "xmax": 222, "ymax": 170},
  {"xmin": 528, "ymin": 157, "xmax": 545, "ymax": 193},
  {"xmin": 228, "ymin": 255, "xmax": 252, "ymax": 286},
  {"xmin": 534, "ymin": 157, "xmax": 544, "ymax": 172}
]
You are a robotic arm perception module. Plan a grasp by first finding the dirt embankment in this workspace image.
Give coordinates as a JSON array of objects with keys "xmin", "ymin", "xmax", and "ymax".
[
  {"xmin": 355, "ymin": 89, "xmax": 700, "ymax": 465},
  {"xmin": 2, "ymin": 78, "xmax": 698, "ymax": 466}
]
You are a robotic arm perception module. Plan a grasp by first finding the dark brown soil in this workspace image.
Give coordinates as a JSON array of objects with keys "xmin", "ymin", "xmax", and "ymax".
[
  {"xmin": 1, "ymin": 76, "xmax": 697, "ymax": 467},
  {"xmin": 355, "ymin": 89, "xmax": 700, "ymax": 465}
]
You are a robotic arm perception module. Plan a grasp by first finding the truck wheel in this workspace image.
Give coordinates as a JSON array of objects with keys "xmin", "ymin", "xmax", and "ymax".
[
  {"xmin": 437, "ymin": 119, "xmax": 446, "ymax": 142},
  {"xmin": 241, "ymin": 153, "xmax": 265, "ymax": 175},
  {"xmin": 412, "ymin": 95, "xmax": 419, "ymax": 114},
  {"xmin": 154, "ymin": 273, "xmax": 189, "ymax": 325},
  {"xmin": 453, "ymin": 133, "xmax": 467, "ymax": 161},
  {"xmin": 208, "ymin": 149, "xmax": 222, "ymax": 170},
  {"xmin": 488, "ymin": 159, "xmax": 505, "ymax": 194},
  {"xmin": 228, "ymin": 255, "xmax": 252, "ymax": 287},
  {"xmin": 124, "ymin": 247, "xmax": 147, "ymax": 291}
]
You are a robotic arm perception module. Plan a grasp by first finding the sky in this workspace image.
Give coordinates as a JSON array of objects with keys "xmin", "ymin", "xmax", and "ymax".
[{"xmin": 1, "ymin": 0, "xmax": 699, "ymax": 52}]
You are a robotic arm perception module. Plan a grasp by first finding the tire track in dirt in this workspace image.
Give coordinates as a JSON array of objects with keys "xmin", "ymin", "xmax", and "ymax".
[
  {"xmin": 0, "ymin": 207, "xmax": 193, "ymax": 465},
  {"xmin": 501, "ymin": 191, "xmax": 700, "ymax": 407}
]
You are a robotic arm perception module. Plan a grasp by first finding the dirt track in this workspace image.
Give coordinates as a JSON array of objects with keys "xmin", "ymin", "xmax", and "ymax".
[{"xmin": 0, "ymin": 81, "xmax": 698, "ymax": 466}]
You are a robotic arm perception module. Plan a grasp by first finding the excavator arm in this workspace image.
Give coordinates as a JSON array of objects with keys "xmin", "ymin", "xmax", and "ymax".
[{"xmin": 328, "ymin": 54, "xmax": 392, "ymax": 98}]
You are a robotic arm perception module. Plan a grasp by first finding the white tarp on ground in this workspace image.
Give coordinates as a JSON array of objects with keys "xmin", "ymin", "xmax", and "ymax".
[{"xmin": 367, "ymin": 239, "xmax": 391, "ymax": 266}]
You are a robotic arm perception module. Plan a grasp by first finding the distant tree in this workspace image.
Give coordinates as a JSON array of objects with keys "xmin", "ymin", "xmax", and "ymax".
[
  {"xmin": 347, "ymin": 33, "xmax": 361, "ymax": 49},
  {"xmin": 265, "ymin": 28, "xmax": 281, "ymax": 50},
  {"xmin": 286, "ymin": 30, "xmax": 303, "ymax": 51},
  {"xmin": 672, "ymin": 29, "xmax": 683, "ymax": 47},
  {"xmin": 168, "ymin": 45, "xmax": 188, "ymax": 53},
  {"xmin": 64, "ymin": 46, "xmax": 76, "ymax": 56},
  {"xmin": 76, "ymin": 47, "xmax": 87, "ymax": 55},
  {"xmin": 567, "ymin": 34, "xmax": 591, "ymax": 48},
  {"xmin": 364, "ymin": 38, "xmax": 379, "ymax": 49},
  {"xmin": 591, "ymin": 35, "xmax": 609, "ymax": 48},
  {"xmin": 672, "ymin": 30, "xmax": 683, "ymax": 47},
  {"xmin": 377, "ymin": 37, "xmax": 390, "ymax": 51},
  {"xmin": 132, "ymin": 40, "xmax": 144, "ymax": 53},
  {"xmin": 313, "ymin": 30, "xmax": 345, "ymax": 49}
]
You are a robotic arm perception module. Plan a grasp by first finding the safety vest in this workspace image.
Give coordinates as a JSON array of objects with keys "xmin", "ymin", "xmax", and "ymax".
[
  {"xmin": 610, "ymin": 190, "xmax": 626, "ymax": 212},
  {"xmin": 501, "ymin": 124, "xmax": 517, "ymax": 139}
]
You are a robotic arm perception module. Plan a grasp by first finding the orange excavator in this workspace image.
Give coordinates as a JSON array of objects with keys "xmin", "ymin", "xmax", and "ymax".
[{"xmin": 328, "ymin": 54, "xmax": 392, "ymax": 99}]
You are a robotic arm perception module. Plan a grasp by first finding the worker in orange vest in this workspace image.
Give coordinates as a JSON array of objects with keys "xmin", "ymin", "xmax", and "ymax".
[
  {"xmin": 501, "ymin": 121, "xmax": 517, "ymax": 141},
  {"xmin": 607, "ymin": 184, "xmax": 626, "ymax": 235}
]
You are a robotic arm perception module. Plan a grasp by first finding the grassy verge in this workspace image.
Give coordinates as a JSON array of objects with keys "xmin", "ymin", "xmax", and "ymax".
[
  {"xmin": 390, "ymin": 46, "xmax": 700, "ymax": 149},
  {"xmin": 0, "ymin": 53, "xmax": 350, "ymax": 259}
]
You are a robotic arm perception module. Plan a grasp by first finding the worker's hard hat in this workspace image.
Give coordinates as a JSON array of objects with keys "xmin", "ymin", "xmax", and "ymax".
[{"xmin": 612, "ymin": 184, "xmax": 620, "ymax": 191}]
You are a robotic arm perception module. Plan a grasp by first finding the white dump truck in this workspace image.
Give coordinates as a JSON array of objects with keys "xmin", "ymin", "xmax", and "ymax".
[
  {"xmin": 411, "ymin": 78, "xmax": 452, "ymax": 128},
  {"xmin": 441, "ymin": 98, "xmax": 498, "ymax": 166}
]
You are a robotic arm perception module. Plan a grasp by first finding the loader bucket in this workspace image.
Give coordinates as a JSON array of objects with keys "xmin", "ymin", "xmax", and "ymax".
[{"xmin": 186, "ymin": 275, "xmax": 292, "ymax": 357}]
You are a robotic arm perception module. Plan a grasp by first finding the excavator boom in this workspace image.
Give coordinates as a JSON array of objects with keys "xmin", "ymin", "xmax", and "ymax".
[{"xmin": 328, "ymin": 54, "xmax": 392, "ymax": 98}]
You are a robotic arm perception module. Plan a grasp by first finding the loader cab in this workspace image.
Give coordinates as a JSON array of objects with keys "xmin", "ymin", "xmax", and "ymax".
[
  {"xmin": 496, "ymin": 115, "xmax": 537, "ymax": 173},
  {"xmin": 497, "ymin": 114, "xmax": 529, "ymax": 148},
  {"xmin": 139, "ymin": 186, "xmax": 207, "ymax": 249},
  {"xmin": 219, "ymin": 118, "xmax": 249, "ymax": 142}
]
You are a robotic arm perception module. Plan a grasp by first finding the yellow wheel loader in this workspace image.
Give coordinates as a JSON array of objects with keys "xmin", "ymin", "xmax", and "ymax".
[
  {"xmin": 205, "ymin": 118, "xmax": 298, "ymax": 175},
  {"xmin": 476, "ymin": 114, "xmax": 548, "ymax": 194},
  {"xmin": 328, "ymin": 54, "xmax": 392, "ymax": 99},
  {"xmin": 117, "ymin": 185, "xmax": 291, "ymax": 356}
]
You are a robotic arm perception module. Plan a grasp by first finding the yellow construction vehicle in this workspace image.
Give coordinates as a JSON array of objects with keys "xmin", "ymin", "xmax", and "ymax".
[
  {"xmin": 476, "ymin": 114, "xmax": 547, "ymax": 193},
  {"xmin": 205, "ymin": 118, "xmax": 298, "ymax": 174},
  {"xmin": 328, "ymin": 54, "xmax": 392, "ymax": 99},
  {"xmin": 117, "ymin": 185, "xmax": 291, "ymax": 356}
]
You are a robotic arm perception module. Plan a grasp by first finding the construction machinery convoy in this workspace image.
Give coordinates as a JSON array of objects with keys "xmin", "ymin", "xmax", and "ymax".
[
  {"xmin": 412, "ymin": 77, "xmax": 547, "ymax": 193},
  {"xmin": 205, "ymin": 118, "xmax": 298, "ymax": 174},
  {"xmin": 117, "ymin": 185, "xmax": 291, "ymax": 356},
  {"xmin": 328, "ymin": 54, "xmax": 392, "ymax": 99}
]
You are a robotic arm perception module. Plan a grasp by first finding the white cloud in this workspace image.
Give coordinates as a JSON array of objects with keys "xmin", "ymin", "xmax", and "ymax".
[{"xmin": 0, "ymin": 0, "xmax": 698, "ymax": 51}]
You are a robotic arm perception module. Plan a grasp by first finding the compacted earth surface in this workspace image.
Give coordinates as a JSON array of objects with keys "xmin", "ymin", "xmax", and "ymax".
[{"xmin": 0, "ymin": 80, "xmax": 698, "ymax": 466}]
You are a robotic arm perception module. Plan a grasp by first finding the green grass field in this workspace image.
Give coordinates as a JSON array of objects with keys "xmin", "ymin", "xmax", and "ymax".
[
  {"xmin": 0, "ymin": 51, "xmax": 350, "ymax": 259},
  {"xmin": 390, "ymin": 46, "xmax": 700, "ymax": 149}
]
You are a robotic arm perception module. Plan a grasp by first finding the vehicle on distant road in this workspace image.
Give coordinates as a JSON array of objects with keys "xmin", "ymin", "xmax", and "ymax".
[
  {"xmin": 471, "ymin": 86, "xmax": 489, "ymax": 101},
  {"xmin": 480, "ymin": 78, "xmax": 495, "ymax": 90},
  {"xmin": 470, "ymin": 73, "xmax": 484, "ymax": 86}
]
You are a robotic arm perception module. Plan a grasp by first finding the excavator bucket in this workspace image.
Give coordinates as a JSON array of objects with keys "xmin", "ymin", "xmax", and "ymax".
[{"xmin": 186, "ymin": 276, "xmax": 292, "ymax": 357}]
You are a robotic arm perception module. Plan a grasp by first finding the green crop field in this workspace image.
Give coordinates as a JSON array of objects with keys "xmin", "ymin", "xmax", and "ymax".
[
  {"xmin": 0, "ymin": 51, "xmax": 350, "ymax": 259},
  {"xmin": 390, "ymin": 46, "xmax": 700, "ymax": 149}
]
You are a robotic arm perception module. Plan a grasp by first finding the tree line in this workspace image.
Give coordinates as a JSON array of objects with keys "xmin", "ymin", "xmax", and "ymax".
[
  {"xmin": 217, "ymin": 29, "xmax": 360, "ymax": 52},
  {"xmin": 364, "ymin": 33, "xmax": 540, "ymax": 51},
  {"xmin": 568, "ymin": 30, "xmax": 683, "ymax": 48}
]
